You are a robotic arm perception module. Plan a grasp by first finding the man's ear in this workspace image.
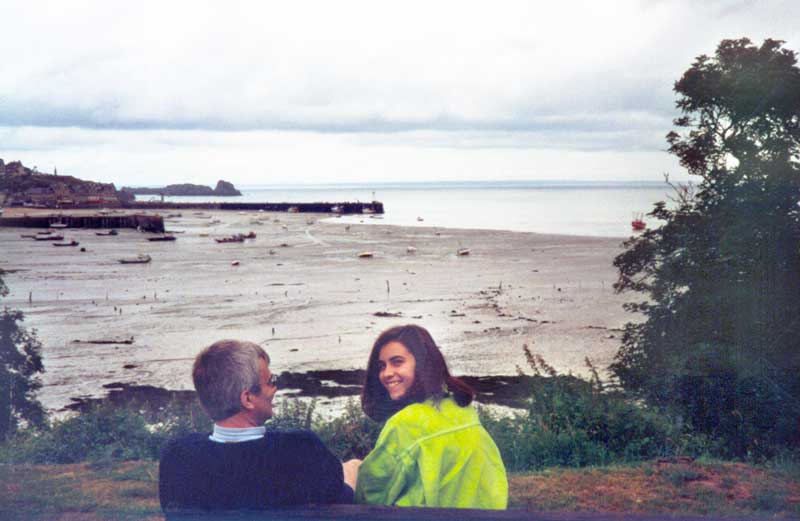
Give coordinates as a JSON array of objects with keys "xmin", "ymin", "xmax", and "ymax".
[{"xmin": 240, "ymin": 390, "xmax": 254, "ymax": 410}]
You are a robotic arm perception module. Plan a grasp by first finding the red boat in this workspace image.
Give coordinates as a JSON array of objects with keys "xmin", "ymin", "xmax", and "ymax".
[{"xmin": 631, "ymin": 213, "xmax": 646, "ymax": 231}]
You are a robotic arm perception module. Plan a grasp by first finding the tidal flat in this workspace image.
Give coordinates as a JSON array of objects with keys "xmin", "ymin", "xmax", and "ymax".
[{"xmin": 1, "ymin": 208, "xmax": 632, "ymax": 414}]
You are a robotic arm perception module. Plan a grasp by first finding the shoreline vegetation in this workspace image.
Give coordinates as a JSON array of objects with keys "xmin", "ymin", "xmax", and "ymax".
[{"xmin": 1, "ymin": 367, "xmax": 798, "ymax": 518}]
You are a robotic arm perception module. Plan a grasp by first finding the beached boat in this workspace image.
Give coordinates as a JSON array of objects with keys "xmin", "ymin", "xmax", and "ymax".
[
  {"xmin": 147, "ymin": 235, "xmax": 176, "ymax": 241},
  {"xmin": 358, "ymin": 251, "xmax": 375, "ymax": 258},
  {"xmin": 53, "ymin": 240, "xmax": 79, "ymax": 247},
  {"xmin": 407, "ymin": 246, "xmax": 417, "ymax": 254},
  {"xmin": 215, "ymin": 235, "xmax": 245, "ymax": 243},
  {"xmin": 243, "ymin": 231, "xmax": 256, "ymax": 239},
  {"xmin": 35, "ymin": 234, "xmax": 64, "ymax": 241},
  {"xmin": 118, "ymin": 254, "xmax": 151, "ymax": 264},
  {"xmin": 457, "ymin": 248, "xmax": 471, "ymax": 256},
  {"xmin": 95, "ymin": 229, "xmax": 119, "ymax": 236}
]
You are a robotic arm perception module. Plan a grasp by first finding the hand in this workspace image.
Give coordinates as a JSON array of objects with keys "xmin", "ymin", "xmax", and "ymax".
[{"xmin": 342, "ymin": 459, "xmax": 363, "ymax": 490}]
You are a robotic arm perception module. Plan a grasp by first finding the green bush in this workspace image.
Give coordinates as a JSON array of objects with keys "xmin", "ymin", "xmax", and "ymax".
[{"xmin": 478, "ymin": 350, "xmax": 698, "ymax": 471}]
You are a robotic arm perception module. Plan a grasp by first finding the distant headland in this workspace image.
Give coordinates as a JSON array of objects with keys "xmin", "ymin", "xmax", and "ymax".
[{"xmin": 121, "ymin": 180, "xmax": 242, "ymax": 197}]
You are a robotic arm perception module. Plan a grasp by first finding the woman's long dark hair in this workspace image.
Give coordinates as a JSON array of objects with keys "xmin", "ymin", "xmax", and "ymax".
[{"xmin": 361, "ymin": 324, "xmax": 475, "ymax": 421}]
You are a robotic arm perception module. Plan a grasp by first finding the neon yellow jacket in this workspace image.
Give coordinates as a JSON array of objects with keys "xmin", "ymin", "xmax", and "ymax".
[{"xmin": 355, "ymin": 397, "xmax": 508, "ymax": 509}]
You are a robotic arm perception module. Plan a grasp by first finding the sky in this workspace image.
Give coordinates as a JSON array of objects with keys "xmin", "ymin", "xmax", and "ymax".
[{"xmin": 0, "ymin": 0, "xmax": 797, "ymax": 187}]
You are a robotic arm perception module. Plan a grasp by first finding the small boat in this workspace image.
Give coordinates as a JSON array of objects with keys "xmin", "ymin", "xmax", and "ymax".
[
  {"xmin": 358, "ymin": 251, "xmax": 375, "ymax": 258},
  {"xmin": 147, "ymin": 235, "xmax": 176, "ymax": 242},
  {"xmin": 306, "ymin": 219, "xmax": 315, "ymax": 225},
  {"xmin": 231, "ymin": 260, "xmax": 240, "ymax": 266},
  {"xmin": 243, "ymin": 231, "xmax": 257, "ymax": 239},
  {"xmin": 287, "ymin": 206, "xmax": 299, "ymax": 213},
  {"xmin": 199, "ymin": 233, "xmax": 209, "ymax": 237},
  {"xmin": 50, "ymin": 222, "xmax": 68, "ymax": 229},
  {"xmin": 36, "ymin": 230, "xmax": 53, "ymax": 235},
  {"xmin": 407, "ymin": 246, "xmax": 417, "ymax": 254},
  {"xmin": 457, "ymin": 248, "xmax": 470, "ymax": 256},
  {"xmin": 362, "ymin": 207, "xmax": 375, "ymax": 215},
  {"xmin": 95, "ymin": 229, "xmax": 119, "ymax": 236},
  {"xmin": 417, "ymin": 217, "xmax": 424, "ymax": 222},
  {"xmin": 118, "ymin": 254, "xmax": 151, "ymax": 264},
  {"xmin": 331, "ymin": 205, "xmax": 342, "ymax": 213},
  {"xmin": 35, "ymin": 234, "xmax": 64, "ymax": 241},
  {"xmin": 215, "ymin": 235, "xmax": 245, "ymax": 243},
  {"xmin": 53, "ymin": 240, "xmax": 79, "ymax": 247},
  {"xmin": 631, "ymin": 213, "xmax": 646, "ymax": 231}
]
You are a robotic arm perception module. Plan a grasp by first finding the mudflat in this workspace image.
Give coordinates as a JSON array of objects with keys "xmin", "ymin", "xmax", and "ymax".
[{"xmin": 1, "ymin": 208, "xmax": 634, "ymax": 413}]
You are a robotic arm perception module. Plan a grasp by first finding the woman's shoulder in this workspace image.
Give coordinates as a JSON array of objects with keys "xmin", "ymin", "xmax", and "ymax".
[{"xmin": 387, "ymin": 397, "xmax": 477, "ymax": 431}]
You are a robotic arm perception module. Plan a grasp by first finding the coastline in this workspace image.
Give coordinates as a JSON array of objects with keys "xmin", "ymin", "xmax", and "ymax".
[{"xmin": 0, "ymin": 207, "xmax": 634, "ymax": 413}]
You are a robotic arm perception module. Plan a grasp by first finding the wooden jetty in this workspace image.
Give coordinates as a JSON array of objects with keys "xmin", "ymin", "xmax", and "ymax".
[{"xmin": 0, "ymin": 214, "xmax": 164, "ymax": 232}]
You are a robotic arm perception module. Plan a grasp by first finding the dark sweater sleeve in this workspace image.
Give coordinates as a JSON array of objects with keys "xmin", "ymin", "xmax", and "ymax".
[{"xmin": 276, "ymin": 430, "xmax": 352, "ymax": 504}]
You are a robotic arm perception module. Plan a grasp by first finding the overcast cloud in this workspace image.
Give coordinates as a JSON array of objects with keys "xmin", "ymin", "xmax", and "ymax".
[{"xmin": 0, "ymin": 0, "xmax": 797, "ymax": 185}]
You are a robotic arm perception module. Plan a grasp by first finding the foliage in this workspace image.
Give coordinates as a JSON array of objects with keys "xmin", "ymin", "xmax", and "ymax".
[
  {"xmin": 315, "ymin": 398, "xmax": 383, "ymax": 460},
  {"xmin": 479, "ymin": 348, "xmax": 691, "ymax": 471},
  {"xmin": 0, "ymin": 269, "xmax": 46, "ymax": 441},
  {"xmin": 0, "ymin": 398, "xmax": 211, "ymax": 464},
  {"xmin": 612, "ymin": 38, "xmax": 800, "ymax": 458}
]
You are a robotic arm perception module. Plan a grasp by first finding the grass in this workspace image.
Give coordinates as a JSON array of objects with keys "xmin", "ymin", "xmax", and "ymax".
[
  {"xmin": 509, "ymin": 459, "xmax": 800, "ymax": 516},
  {"xmin": 1, "ymin": 459, "xmax": 797, "ymax": 520}
]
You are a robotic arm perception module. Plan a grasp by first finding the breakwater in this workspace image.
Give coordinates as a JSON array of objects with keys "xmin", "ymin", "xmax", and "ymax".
[
  {"xmin": 0, "ymin": 214, "xmax": 165, "ymax": 232},
  {"xmin": 127, "ymin": 201, "xmax": 384, "ymax": 214}
]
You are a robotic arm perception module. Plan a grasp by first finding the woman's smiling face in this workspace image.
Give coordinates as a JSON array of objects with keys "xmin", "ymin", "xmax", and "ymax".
[{"xmin": 378, "ymin": 341, "xmax": 416, "ymax": 401}]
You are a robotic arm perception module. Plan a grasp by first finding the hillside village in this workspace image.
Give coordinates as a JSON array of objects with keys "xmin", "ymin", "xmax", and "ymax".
[{"xmin": 0, "ymin": 159, "xmax": 130, "ymax": 208}]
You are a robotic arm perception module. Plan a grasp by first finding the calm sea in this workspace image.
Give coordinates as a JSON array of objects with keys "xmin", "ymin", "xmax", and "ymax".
[{"xmin": 139, "ymin": 181, "xmax": 677, "ymax": 238}]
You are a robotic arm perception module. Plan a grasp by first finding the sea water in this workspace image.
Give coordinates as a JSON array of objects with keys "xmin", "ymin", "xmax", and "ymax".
[{"xmin": 139, "ymin": 180, "xmax": 679, "ymax": 238}]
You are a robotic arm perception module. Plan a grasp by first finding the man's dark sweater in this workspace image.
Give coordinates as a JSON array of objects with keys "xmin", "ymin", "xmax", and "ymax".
[{"xmin": 159, "ymin": 429, "xmax": 352, "ymax": 511}]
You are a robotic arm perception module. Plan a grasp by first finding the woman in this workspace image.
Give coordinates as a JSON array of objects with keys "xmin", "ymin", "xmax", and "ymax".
[{"xmin": 355, "ymin": 324, "xmax": 507, "ymax": 509}]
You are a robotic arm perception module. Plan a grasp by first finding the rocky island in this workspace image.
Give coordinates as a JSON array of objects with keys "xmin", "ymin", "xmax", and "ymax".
[{"xmin": 121, "ymin": 180, "xmax": 242, "ymax": 197}]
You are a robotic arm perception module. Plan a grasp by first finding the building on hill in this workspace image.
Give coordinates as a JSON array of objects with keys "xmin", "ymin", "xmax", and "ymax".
[{"xmin": 0, "ymin": 158, "xmax": 125, "ymax": 208}]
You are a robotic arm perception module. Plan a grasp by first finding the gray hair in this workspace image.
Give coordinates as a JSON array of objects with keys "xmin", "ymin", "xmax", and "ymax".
[{"xmin": 192, "ymin": 340, "xmax": 270, "ymax": 421}]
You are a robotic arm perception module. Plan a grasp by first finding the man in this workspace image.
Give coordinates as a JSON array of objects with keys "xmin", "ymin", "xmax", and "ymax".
[{"xmin": 159, "ymin": 340, "xmax": 360, "ymax": 512}]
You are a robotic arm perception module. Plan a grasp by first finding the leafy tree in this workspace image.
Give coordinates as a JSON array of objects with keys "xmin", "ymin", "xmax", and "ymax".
[
  {"xmin": 612, "ymin": 38, "xmax": 800, "ymax": 458},
  {"xmin": 0, "ymin": 269, "xmax": 46, "ymax": 441}
]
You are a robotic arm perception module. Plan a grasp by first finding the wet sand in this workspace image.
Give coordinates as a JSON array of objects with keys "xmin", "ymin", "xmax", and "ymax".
[{"xmin": 0, "ymin": 208, "xmax": 634, "ymax": 413}]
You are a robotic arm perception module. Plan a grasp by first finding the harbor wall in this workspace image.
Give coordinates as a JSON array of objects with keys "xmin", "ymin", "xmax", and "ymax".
[
  {"xmin": 125, "ymin": 201, "xmax": 384, "ymax": 214},
  {"xmin": 0, "ymin": 214, "xmax": 165, "ymax": 232}
]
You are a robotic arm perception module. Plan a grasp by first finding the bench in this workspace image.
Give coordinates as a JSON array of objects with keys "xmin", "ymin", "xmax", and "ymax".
[{"xmin": 164, "ymin": 504, "xmax": 766, "ymax": 521}]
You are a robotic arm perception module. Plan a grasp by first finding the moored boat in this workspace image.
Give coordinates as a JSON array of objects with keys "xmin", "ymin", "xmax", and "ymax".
[
  {"xmin": 118, "ymin": 254, "xmax": 152, "ymax": 264},
  {"xmin": 53, "ymin": 240, "xmax": 79, "ymax": 247},
  {"xmin": 147, "ymin": 235, "xmax": 176, "ymax": 241}
]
